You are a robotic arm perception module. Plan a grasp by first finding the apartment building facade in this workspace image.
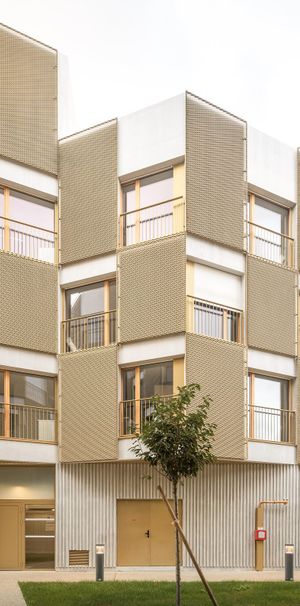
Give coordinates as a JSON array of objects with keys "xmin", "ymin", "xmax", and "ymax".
[{"xmin": 0, "ymin": 23, "xmax": 299, "ymax": 571}]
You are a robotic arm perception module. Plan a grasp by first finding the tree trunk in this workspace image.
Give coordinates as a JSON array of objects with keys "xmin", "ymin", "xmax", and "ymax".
[{"xmin": 173, "ymin": 480, "xmax": 181, "ymax": 606}]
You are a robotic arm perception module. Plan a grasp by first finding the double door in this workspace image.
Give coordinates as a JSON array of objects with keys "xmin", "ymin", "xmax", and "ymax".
[{"xmin": 117, "ymin": 499, "xmax": 182, "ymax": 566}]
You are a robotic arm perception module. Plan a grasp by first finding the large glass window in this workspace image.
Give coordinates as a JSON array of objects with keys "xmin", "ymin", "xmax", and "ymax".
[
  {"xmin": 248, "ymin": 194, "xmax": 292, "ymax": 266},
  {"xmin": 0, "ymin": 186, "xmax": 56, "ymax": 262},
  {"xmin": 248, "ymin": 373, "xmax": 292, "ymax": 443},
  {"xmin": 63, "ymin": 280, "xmax": 116, "ymax": 352},
  {"xmin": 120, "ymin": 168, "xmax": 184, "ymax": 246},
  {"xmin": 122, "ymin": 361, "xmax": 173, "ymax": 434},
  {"xmin": 0, "ymin": 370, "xmax": 56, "ymax": 442}
]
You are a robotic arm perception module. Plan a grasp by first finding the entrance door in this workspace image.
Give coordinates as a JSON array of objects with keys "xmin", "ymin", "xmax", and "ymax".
[
  {"xmin": 117, "ymin": 499, "xmax": 182, "ymax": 566},
  {"xmin": 0, "ymin": 503, "xmax": 24, "ymax": 569}
]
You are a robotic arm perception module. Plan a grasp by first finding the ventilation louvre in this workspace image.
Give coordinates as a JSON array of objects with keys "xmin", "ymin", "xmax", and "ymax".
[{"xmin": 69, "ymin": 549, "xmax": 89, "ymax": 566}]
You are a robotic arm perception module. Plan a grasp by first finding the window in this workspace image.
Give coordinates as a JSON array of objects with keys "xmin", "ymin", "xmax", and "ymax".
[
  {"xmin": 248, "ymin": 373, "xmax": 294, "ymax": 443},
  {"xmin": 0, "ymin": 186, "xmax": 56, "ymax": 263},
  {"xmin": 187, "ymin": 263, "xmax": 243, "ymax": 343},
  {"xmin": 248, "ymin": 193, "xmax": 293, "ymax": 266},
  {"xmin": 121, "ymin": 168, "xmax": 185, "ymax": 246},
  {"xmin": 62, "ymin": 279, "xmax": 116, "ymax": 352},
  {"xmin": 121, "ymin": 361, "xmax": 175, "ymax": 435},
  {"xmin": 0, "ymin": 370, "xmax": 56, "ymax": 442}
]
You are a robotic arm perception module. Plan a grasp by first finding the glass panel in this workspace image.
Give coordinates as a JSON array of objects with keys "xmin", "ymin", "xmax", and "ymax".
[
  {"xmin": 194, "ymin": 301, "xmax": 223, "ymax": 339},
  {"xmin": 0, "ymin": 188, "xmax": 3, "ymax": 251},
  {"xmin": 0, "ymin": 372, "xmax": 4, "ymax": 437},
  {"xmin": 25, "ymin": 506, "xmax": 55, "ymax": 570},
  {"xmin": 0, "ymin": 372, "xmax": 3, "ymax": 402},
  {"xmin": 140, "ymin": 170, "xmax": 173, "ymax": 208},
  {"xmin": 66, "ymin": 283, "xmax": 104, "ymax": 319},
  {"xmin": 254, "ymin": 197, "xmax": 288, "ymax": 235},
  {"xmin": 123, "ymin": 184, "xmax": 136, "ymax": 245},
  {"xmin": 9, "ymin": 191, "xmax": 54, "ymax": 231},
  {"xmin": 252, "ymin": 375, "xmax": 289, "ymax": 442},
  {"xmin": 123, "ymin": 368, "xmax": 136, "ymax": 401},
  {"xmin": 109, "ymin": 280, "xmax": 116, "ymax": 310},
  {"xmin": 140, "ymin": 362, "xmax": 173, "ymax": 398},
  {"xmin": 10, "ymin": 373, "xmax": 55, "ymax": 407}
]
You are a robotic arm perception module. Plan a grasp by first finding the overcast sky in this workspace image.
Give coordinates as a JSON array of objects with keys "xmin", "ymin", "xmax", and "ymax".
[{"xmin": 1, "ymin": 0, "xmax": 300, "ymax": 146}]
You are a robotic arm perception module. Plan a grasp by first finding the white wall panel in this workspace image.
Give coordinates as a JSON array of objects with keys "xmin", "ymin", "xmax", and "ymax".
[
  {"xmin": 248, "ymin": 442, "xmax": 296, "ymax": 465},
  {"xmin": 248, "ymin": 127, "xmax": 297, "ymax": 203},
  {"xmin": 118, "ymin": 94, "xmax": 185, "ymax": 177},
  {"xmin": 194, "ymin": 264, "xmax": 243, "ymax": 309},
  {"xmin": 0, "ymin": 441, "xmax": 58, "ymax": 464},
  {"xmin": 186, "ymin": 235, "xmax": 245, "ymax": 275},
  {"xmin": 56, "ymin": 462, "xmax": 300, "ymax": 569},
  {"xmin": 118, "ymin": 334, "xmax": 185, "ymax": 366},
  {"xmin": 0, "ymin": 346, "xmax": 57, "ymax": 375},
  {"xmin": 0, "ymin": 157, "xmax": 58, "ymax": 197},
  {"xmin": 60, "ymin": 254, "xmax": 116, "ymax": 288},
  {"xmin": 248, "ymin": 349, "xmax": 296, "ymax": 378}
]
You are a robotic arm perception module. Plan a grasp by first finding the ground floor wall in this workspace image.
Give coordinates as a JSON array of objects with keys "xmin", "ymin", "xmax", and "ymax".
[{"xmin": 55, "ymin": 461, "xmax": 300, "ymax": 569}]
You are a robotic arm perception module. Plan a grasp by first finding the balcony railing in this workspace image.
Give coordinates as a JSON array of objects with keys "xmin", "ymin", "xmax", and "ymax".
[
  {"xmin": 120, "ymin": 395, "xmax": 174, "ymax": 437},
  {"xmin": 0, "ymin": 216, "xmax": 57, "ymax": 263},
  {"xmin": 248, "ymin": 405, "xmax": 295, "ymax": 444},
  {"xmin": 119, "ymin": 196, "xmax": 185, "ymax": 246},
  {"xmin": 247, "ymin": 221, "xmax": 294, "ymax": 268},
  {"xmin": 0, "ymin": 403, "xmax": 57, "ymax": 443},
  {"xmin": 61, "ymin": 310, "xmax": 116, "ymax": 353},
  {"xmin": 187, "ymin": 296, "xmax": 242, "ymax": 343}
]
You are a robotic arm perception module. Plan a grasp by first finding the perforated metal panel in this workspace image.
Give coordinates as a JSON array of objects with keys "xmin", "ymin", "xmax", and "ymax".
[
  {"xmin": 0, "ymin": 251, "xmax": 57, "ymax": 353},
  {"xmin": 0, "ymin": 25, "xmax": 57, "ymax": 174},
  {"xmin": 59, "ymin": 121, "xmax": 117, "ymax": 264},
  {"xmin": 247, "ymin": 256, "xmax": 296, "ymax": 356},
  {"xmin": 119, "ymin": 235, "xmax": 186, "ymax": 343},
  {"xmin": 60, "ymin": 346, "xmax": 118, "ymax": 462},
  {"xmin": 186, "ymin": 333, "xmax": 246, "ymax": 460},
  {"xmin": 186, "ymin": 92, "xmax": 246, "ymax": 250}
]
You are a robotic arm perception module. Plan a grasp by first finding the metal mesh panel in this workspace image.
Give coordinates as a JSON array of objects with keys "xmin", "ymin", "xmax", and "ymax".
[
  {"xmin": 119, "ymin": 235, "xmax": 186, "ymax": 343},
  {"xmin": 0, "ymin": 25, "xmax": 57, "ymax": 174},
  {"xmin": 60, "ymin": 346, "xmax": 118, "ymax": 462},
  {"xmin": 247, "ymin": 256, "xmax": 296, "ymax": 356},
  {"xmin": 186, "ymin": 92, "xmax": 246, "ymax": 250},
  {"xmin": 0, "ymin": 251, "xmax": 57, "ymax": 353},
  {"xmin": 59, "ymin": 121, "xmax": 117, "ymax": 264},
  {"xmin": 186, "ymin": 333, "xmax": 246, "ymax": 460}
]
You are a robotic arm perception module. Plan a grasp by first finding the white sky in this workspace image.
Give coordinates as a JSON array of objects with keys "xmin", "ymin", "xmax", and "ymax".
[{"xmin": 1, "ymin": 0, "xmax": 300, "ymax": 146}]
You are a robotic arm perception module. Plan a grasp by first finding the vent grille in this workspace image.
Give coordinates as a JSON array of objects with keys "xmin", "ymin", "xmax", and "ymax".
[{"xmin": 69, "ymin": 549, "xmax": 89, "ymax": 566}]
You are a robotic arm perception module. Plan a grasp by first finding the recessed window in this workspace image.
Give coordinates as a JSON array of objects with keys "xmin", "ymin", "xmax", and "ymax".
[
  {"xmin": 248, "ymin": 373, "xmax": 294, "ymax": 443},
  {"xmin": 0, "ymin": 186, "xmax": 56, "ymax": 263},
  {"xmin": 0, "ymin": 370, "xmax": 56, "ymax": 443},
  {"xmin": 248, "ymin": 193, "xmax": 293, "ymax": 267},
  {"xmin": 120, "ymin": 168, "xmax": 185, "ymax": 246},
  {"xmin": 121, "ymin": 361, "xmax": 174, "ymax": 435},
  {"xmin": 62, "ymin": 280, "xmax": 116, "ymax": 352}
]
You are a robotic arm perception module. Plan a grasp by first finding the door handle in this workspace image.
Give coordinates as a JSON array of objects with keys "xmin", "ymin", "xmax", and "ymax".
[{"xmin": 145, "ymin": 529, "xmax": 150, "ymax": 538}]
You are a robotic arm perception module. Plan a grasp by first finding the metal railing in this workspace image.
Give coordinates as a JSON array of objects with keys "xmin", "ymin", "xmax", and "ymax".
[
  {"xmin": 187, "ymin": 296, "xmax": 242, "ymax": 343},
  {"xmin": 120, "ymin": 395, "xmax": 174, "ymax": 436},
  {"xmin": 61, "ymin": 310, "xmax": 116, "ymax": 353},
  {"xmin": 119, "ymin": 196, "xmax": 185, "ymax": 246},
  {"xmin": 247, "ymin": 221, "xmax": 294, "ymax": 267},
  {"xmin": 0, "ymin": 403, "xmax": 57, "ymax": 442},
  {"xmin": 0, "ymin": 216, "xmax": 56, "ymax": 263},
  {"xmin": 248, "ymin": 405, "xmax": 295, "ymax": 444}
]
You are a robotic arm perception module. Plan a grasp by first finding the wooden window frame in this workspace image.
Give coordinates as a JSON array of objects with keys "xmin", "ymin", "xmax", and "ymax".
[
  {"xmin": 0, "ymin": 369, "xmax": 57, "ymax": 442},
  {"xmin": 248, "ymin": 192, "xmax": 293, "ymax": 265},
  {"xmin": 248, "ymin": 371, "xmax": 292, "ymax": 442}
]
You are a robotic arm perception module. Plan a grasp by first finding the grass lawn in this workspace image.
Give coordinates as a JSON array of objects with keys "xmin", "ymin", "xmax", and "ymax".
[{"xmin": 20, "ymin": 580, "xmax": 300, "ymax": 606}]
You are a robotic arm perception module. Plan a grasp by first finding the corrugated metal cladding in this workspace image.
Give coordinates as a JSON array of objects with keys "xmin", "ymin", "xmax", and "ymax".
[
  {"xmin": 59, "ymin": 120, "xmax": 117, "ymax": 265},
  {"xmin": 56, "ymin": 462, "xmax": 300, "ymax": 569},
  {"xmin": 186, "ymin": 92, "xmax": 246, "ymax": 251},
  {"xmin": 0, "ymin": 25, "xmax": 57, "ymax": 174}
]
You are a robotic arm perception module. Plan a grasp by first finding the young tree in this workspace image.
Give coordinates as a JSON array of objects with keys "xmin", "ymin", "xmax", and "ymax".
[{"xmin": 130, "ymin": 383, "xmax": 216, "ymax": 606}]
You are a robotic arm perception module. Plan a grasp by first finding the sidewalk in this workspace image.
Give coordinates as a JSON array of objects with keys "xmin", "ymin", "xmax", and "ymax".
[{"xmin": 1, "ymin": 567, "xmax": 298, "ymax": 606}]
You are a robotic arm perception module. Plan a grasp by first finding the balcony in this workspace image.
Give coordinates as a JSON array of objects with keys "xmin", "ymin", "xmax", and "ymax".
[
  {"xmin": 0, "ymin": 403, "xmax": 57, "ymax": 443},
  {"xmin": 61, "ymin": 310, "xmax": 116, "ymax": 353},
  {"xmin": 248, "ymin": 405, "xmax": 295, "ymax": 444},
  {"xmin": 187, "ymin": 296, "xmax": 243, "ymax": 343},
  {"xmin": 247, "ymin": 221, "xmax": 294, "ymax": 268},
  {"xmin": 119, "ymin": 196, "xmax": 185, "ymax": 247},
  {"xmin": 120, "ymin": 395, "xmax": 173, "ymax": 437},
  {"xmin": 0, "ymin": 216, "xmax": 57, "ymax": 263}
]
